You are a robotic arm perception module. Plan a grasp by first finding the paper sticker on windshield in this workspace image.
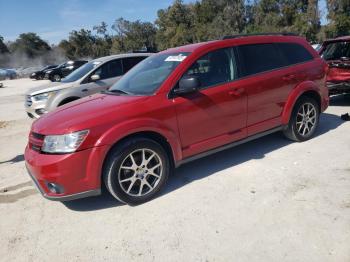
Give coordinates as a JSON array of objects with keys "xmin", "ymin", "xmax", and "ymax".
[{"xmin": 165, "ymin": 54, "xmax": 187, "ymax": 62}]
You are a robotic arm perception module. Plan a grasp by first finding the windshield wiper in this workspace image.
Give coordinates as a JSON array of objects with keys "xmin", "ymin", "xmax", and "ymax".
[{"xmin": 102, "ymin": 89, "xmax": 132, "ymax": 95}]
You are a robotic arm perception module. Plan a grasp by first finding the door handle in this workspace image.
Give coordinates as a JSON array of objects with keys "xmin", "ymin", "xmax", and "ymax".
[
  {"xmin": 228, "ymin": 88, "xmax": 245, "ymax": 97},
  {"xmin": 82, "ymin": 89, "xmax": 88, "ymax": 92}
]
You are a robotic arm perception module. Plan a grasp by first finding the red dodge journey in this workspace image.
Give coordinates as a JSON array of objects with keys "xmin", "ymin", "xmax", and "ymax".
[{"xmin": 25, "ymin": 33, "xmax": 329, "ymax": 205}]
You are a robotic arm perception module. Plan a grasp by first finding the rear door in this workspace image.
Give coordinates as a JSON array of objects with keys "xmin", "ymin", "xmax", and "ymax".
[
  {"xmin": 236, "ymin": 43, "xmax": 292, "ymax": 135},
  {"xmin": 173, "ymin": 47, "xmax": 247, "ymax": 158}
]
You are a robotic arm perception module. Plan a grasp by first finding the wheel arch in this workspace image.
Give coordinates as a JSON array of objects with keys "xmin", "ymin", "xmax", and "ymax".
[
  {"xmin": 282, "ymin": 81, "xmax": 322, "ymax": 125},
  {"xmin": 58, "ymin": 96, "xmax": 81, "ymax": 106},
  {"xmin": 102, "ymin": 131, "xmax": 177, "ymax": 172}
]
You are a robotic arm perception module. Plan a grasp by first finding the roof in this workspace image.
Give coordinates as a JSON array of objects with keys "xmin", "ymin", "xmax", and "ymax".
[
  {"xmin": 159, "ymin": 34, "xmax": 305, "ymax": 54},
  {"xmin": 93, "ymin": 53, "xmax": 153, "ymax": 63},
  {"xmin": 160, "ymin": 41, "xmax": 220, "ymax": 54}
]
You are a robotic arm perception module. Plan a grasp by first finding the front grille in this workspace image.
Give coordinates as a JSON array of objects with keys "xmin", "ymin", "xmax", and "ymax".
[{"xmin": 26, "ymin": 95, "xmax": 32, "ymax": 107}]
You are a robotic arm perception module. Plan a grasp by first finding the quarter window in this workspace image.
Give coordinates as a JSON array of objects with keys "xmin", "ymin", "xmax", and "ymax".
[
  {"xmin": 278, "ymin": 43, "xmax": 314, "ymax": 64},
  {"xmin": 237, "ymin": 43, "xmax": 287, "ymax": 77},
  {"xmin": 183, "ymin": 48, "xmax": 237, "ymax": 89}
]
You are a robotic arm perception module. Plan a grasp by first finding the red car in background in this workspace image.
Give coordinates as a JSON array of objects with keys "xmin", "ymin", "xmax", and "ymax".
[{"xmin": 319, "ymin": 36, "xmax": 350, "ymax": 95}]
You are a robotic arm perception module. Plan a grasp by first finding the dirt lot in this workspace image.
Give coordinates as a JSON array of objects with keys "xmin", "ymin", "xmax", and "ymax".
[{"xmin": 0, "ymin": 78, "xmax": 349, "ymax": 262}]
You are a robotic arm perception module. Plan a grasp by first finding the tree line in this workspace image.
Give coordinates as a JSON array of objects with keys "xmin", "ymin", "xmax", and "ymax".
[{"xmin": 0, "ymin": 0, "xmax": 349, "ymax": 67}]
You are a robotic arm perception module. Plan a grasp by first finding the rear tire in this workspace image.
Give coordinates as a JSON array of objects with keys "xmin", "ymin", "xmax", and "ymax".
[
  {"xmin": 283, "ymin": 96, "xmax": 320, "ymax": 142},
  {"xmin": 103, "ymin": 137, "xmax": 170, "ymax": 205}
]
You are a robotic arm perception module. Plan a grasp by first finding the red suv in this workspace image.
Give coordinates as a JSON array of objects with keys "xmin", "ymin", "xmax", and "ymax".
[
  {"xmin": 319, "ymin": 36, "xmax": 350, "ymax": 95},
  {"xmin": 25, "ymin": 34, "xmax": 329, "ymax": 205}
]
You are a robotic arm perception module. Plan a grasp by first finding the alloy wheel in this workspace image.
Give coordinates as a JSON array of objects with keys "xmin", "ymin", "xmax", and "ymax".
[
  {"xmin": 296, "ymin": 102, "xmax": 317, "ymax": 137},
  {"xmin": 118, "ymin": 149, "xmax": 163, "ymax": 197}
]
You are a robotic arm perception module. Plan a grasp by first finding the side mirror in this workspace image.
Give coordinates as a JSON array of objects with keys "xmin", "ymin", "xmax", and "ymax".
[
  {"xmin": 174, "ymin": 76, "xmax": 200, "ymax": 96},
  {"xmin": 90, "ymin": 74, "xmax": 100, "ymax": 82}
]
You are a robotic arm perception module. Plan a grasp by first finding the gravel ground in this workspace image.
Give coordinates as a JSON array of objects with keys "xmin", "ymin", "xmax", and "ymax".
[{"xmin": 0, "ymin": 78, "xmax": 349, "ymax": 262}]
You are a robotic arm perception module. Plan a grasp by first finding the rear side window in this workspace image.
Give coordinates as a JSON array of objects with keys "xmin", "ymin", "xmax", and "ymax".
[
  {"xmin": 183, "ymin": 47, "xmax": 237, "ymax": 89},
  {"xmin": 237, "ymin": 44, "xmax": 287, "ymax": 77},
  {"xmin": 278, "ymin": 43, "xmax": 314, "ymax": 65},
  {"xmin": 122, "ymin": 56, "xmax": 148, "ymax": 73}
]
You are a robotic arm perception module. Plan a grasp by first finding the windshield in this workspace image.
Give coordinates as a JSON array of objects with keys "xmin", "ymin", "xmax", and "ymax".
[
  {"xmin": 321, "ymin": 41, "xmax": 350, "ymax": 60},
  {"xmin": 61, "ymin": 61, "xmax": 101, "ymax": 83},
  {"xmin": 109, "ymin": 52, "xmax": 189, "ymax": 95}
]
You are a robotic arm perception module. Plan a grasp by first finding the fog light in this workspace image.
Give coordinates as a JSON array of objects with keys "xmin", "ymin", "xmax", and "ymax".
[{"xmin": 47, "ymin": 182, "xmax": 63, "ymax": 194}]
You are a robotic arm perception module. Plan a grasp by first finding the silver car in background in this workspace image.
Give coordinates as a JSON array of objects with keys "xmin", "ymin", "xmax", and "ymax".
[{"xmin": 25, "ymin": 53, "xmax": 151, "ymax": 118}]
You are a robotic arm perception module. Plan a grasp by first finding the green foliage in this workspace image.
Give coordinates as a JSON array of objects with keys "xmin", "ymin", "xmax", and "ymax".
[
  {"xmin": 325, "ymin": 0, "xmax": 350, "ymax": 38},
  {"xmin": 59, "ymin": 26, "xmax": 113, "ymax": 59},
  {"xmin": 9, "ymin": 33, "xmax": 51, "ymax": 58},
  {"xmin": 0, "ymin": 36, "xmax": 9, "ymax": 54},
  {"xmin": 155, "ymin": 0, "xmax": 195, "ymax": 50},
  {"xmin": 111, "ymin": 18, "xmax": 157, "ymax": 53}
]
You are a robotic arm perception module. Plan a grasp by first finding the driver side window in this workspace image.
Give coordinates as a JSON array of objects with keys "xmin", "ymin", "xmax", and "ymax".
[{"xmin": 183, "ymin": 47, "xmax": 237, "ymax": 89}]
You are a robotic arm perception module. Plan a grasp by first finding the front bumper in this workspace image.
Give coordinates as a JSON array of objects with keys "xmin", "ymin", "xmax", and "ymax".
[
  {"xmin": 26, "ymin": 165, "xmax": 101, "ymax": 201},
  {"xmin": 24, "ymin": 144, "xmax": 109, "ymax": 201}
]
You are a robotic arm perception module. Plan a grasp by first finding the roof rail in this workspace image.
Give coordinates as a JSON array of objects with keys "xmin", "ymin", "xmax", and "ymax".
[{"xmin": 221, "ymin": 32, "xmax": 298, "ymax": 40}]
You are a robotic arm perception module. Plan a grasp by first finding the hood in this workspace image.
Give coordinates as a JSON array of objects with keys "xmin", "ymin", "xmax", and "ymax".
[
  {"xmin": 32, "ymin": 93, "xmax": 149, "ymax": 135},
  {"xmin": 27, "ymin": 82, "xmax": 75, "ymax": 96}
]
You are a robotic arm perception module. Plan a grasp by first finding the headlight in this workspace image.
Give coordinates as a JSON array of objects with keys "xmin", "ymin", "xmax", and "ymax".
[
  {"xmin": 46, "ymin": 70, "xmax": 52, "ymax": 74},
  {"xmin": 32, "ymin": 73, "xmax": 36, "ymax": 76},
  {"xmin": 42, "ymin": 130, "xmax": 89, "ymax": 153},
  {"xmin": 33, "ymin": 91, "xmax": 56, "ymax": 101}
]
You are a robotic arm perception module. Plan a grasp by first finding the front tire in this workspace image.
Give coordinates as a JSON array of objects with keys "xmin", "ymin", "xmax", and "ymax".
[
  {"xmin": 103, "ymin": 137, "xmax": 170, "ymax": 205},
  {"xmin": 283, "ymin": 96, "xmax": 320, "ymax": 142}
]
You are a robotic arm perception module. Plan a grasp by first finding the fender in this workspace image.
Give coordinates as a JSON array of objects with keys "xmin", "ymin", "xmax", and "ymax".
[
  {"xmin": 281, "ymin": 81, "xmax": 322, "ymax": 125},
  {"xmin": 46, "ymin": 88, "xmax": 82, "ymax": 111},
  {"xmin": 95, "ymin": 117, "xmax": 183, "ymax": 162}
]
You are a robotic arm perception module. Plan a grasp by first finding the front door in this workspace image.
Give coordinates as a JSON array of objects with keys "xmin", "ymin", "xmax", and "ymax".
[
  {"xmin": 172, "ymin": 47, "xmax": 247, "ymax": 158},
  {"xmin": 81, "ymin": 59, "xmax": 124, "ymax": 96}
]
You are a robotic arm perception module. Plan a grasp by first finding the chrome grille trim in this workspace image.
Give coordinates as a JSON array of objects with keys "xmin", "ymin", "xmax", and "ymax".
[{"xmin": 26, "ymin": 95, "xmax": 33, "ymax": 107}]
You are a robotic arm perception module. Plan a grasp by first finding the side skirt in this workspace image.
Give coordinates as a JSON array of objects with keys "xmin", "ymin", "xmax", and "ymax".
[{"xmin": 175, "ymin": 126, "xmax": 283, "ymax": 167}]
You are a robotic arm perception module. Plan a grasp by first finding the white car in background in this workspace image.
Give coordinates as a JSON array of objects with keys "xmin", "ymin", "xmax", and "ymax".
[{"xmin": 25, "ymin": 53, "xmax": 152, "ymax": 118}]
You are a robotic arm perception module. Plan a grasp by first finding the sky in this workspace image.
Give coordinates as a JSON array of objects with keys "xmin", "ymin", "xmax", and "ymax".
[{"xmin": 0, "ymin": 0, "xmax": 327, "ymax": 45}]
